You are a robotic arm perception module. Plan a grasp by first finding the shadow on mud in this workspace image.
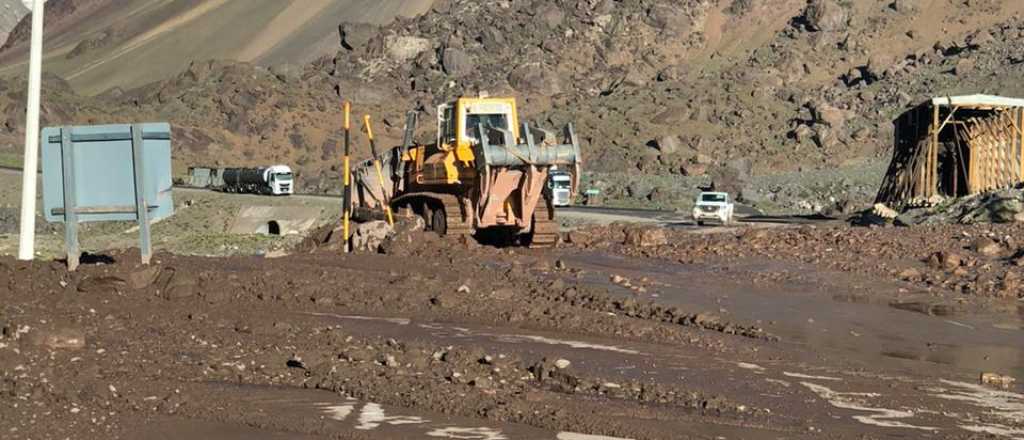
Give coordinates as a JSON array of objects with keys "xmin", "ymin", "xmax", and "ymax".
[{"xmin": 58, "ymin": 252, "xmax": 116, "ymax": 266}]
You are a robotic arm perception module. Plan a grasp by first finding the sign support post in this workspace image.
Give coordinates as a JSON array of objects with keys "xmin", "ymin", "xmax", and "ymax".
[
  {"xmin": 131, "ymin": 124, "xmax": 152, "ymax": 264},
  {"xmin": 59, "ymin": 127, "xmax": 80, "ymax": 271}
]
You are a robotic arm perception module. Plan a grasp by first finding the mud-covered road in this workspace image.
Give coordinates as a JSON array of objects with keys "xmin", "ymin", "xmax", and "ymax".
[{"xmin": 1, "ymin": 222, "xmax": 1023, "ymax": 439}]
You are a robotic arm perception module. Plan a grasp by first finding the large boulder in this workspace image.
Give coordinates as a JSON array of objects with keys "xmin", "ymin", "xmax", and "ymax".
[
  {"xmin": 508, "ymin": 63, "xmax": 562, "ymax": 96},
  {"xmin": 809, "ymin": 100, "xmax": 846, "ymax": 129},
  {"xmin": 954, "ymin": 58, "xmax": 976, "ymax": 77},
  {"xmin": 890, "ymin": 0, "xmax": 920, "ymax": 14},
  {"xmin": 864, "ymin": 53, "xmax": 894, "ymax": 82},
  {"xmin": 623, "ymin": 226, "xmax": 668, "ymax": 247},
  {"xmin": 441, "ymin": 47, "xmax": 474, "ymax": 76},
  {"xmin": 654, "ymin": 135, "xmax": 682, "ymax": 155},
  {"xmin": 988, "ymin": 197, "xmax": 1024, "ymax": 223},
  {"xmin": 927, "ymin": 251, "xmax": 962, "ymax": 271},
  {"xmin": 680, "ymin": 162, "xmax": 708, "ymax": 176},
  {"xmin": 647, "ymin": 4, "xmax": 694, "ymax": 35},
  {"xmin": 709, "ymin": 158, "xmax": 751, "ymax": 196},
  {"xmin": 385, "ymin": 35, "xmax": 432, "ymax": 63},
  {"xmin": 339, "ymin": 23, "xmax": 378, "ymax": 51},
  {"xmin": 967, "ymin": 30, "xmax": 995, "ymax": 48},
  {"xmin": 352, "ymin": 221, "xmax": 394, "ymax": 252},
  {"xmin": 936, "ymin": 190, "xmax": 1024, "ymax": 224},
  {"xmin": 536, "ymin": 4, "xmax": 566, "ymax": 28},
  {"xmin": 803, "ymin": 0, "xmax": 848, "ymax": 32},
  {"xmin": 972, "ymin": 237, "xmax": 1003, "ymax": 257}
]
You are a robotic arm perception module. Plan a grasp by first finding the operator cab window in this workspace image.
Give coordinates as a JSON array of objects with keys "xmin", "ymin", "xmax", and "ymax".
[
  {"xmin": 437, "ymin": 105, "xmax": 457, "ymax": 151},
  {"xmin": 465, "ymin": 113, "xmax": 509, "ymax": 145},
  {"xmin": 466, "ymin": 113, "xmax": 509, "ymax": 132}
]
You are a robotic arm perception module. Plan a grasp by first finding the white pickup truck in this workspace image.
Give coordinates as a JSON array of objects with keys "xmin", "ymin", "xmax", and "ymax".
[{"xmin": 692, "ymin": 192, "xmax": 735, "ymax": 225}]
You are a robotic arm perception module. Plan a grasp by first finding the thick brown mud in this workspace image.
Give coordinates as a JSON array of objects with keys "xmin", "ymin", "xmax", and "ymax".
[{"xmin": 1, "ymin": 227, "xmax": 1022, "ymax": 439}]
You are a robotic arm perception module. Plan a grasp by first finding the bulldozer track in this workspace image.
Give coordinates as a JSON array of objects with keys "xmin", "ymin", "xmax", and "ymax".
[
  {"xmin": 527, "ymin": 216, "xmax": 560, "ymax": 248},
  {"xmin": 439, "ymin": 194, "xmax": 474, "ymax": 237},
  {"xmin": 389, "ymin": 192, "xmax": 561, "ymax": 246},
  {"xmin": 391, "ymin": 192, "xmax": 474, "ymax": 237},
  {"xmin": 526, "ymin": 199, "xmax": 559, "ymax": 248}
]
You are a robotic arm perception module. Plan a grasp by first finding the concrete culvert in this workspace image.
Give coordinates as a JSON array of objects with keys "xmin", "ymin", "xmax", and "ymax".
[
  {"xmin": 254, "ymin": 220, "xmax": 282, "ymax": 235},
  {"xmin": 230, "ymin": 206, "xmax": 322, "ymax": 236}
]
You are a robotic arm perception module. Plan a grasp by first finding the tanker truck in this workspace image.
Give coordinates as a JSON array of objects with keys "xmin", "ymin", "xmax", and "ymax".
[{"xmin": 187, "ymin": 165, "xmax": 294, "ymax": 195}]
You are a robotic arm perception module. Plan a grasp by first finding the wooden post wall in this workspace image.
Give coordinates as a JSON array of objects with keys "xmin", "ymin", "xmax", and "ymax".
[
  {"xmin": 930, "ymin": 106, "xmax": 939, "ymax": 198},
  {"xmin": 1015, "ymin": 107, "xmax": 1024, "ymax": 181}
]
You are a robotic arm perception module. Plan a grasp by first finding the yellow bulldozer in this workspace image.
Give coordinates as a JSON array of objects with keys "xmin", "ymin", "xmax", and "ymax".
[{"xmin": 353, "ymin": 96, "xmax": 581, "ymax": 247}]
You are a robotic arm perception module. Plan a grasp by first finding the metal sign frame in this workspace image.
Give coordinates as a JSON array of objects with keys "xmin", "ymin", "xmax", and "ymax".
[{"xmin": 41, "ymin": 123, "xmax": 173, "ymax": 270}]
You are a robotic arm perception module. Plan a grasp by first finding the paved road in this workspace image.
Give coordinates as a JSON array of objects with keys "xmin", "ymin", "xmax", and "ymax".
[
  {"xmin": 559, "ymin": 204, "xmax": 835, "ymax": 228},
  {"xmin": 0, "ymin": 165, "xmax": 832, "ymax": 227}
]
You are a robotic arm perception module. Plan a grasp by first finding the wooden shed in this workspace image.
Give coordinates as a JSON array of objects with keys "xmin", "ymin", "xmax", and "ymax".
[{"xmin": 876, "ymin": 95, "xmax": 1024, "ymax": 206}]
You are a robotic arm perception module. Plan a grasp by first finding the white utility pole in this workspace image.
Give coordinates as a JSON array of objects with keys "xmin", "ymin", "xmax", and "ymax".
[{"xmin": 18, "ymin": 0, "xmax": 45, "ymax": 260}]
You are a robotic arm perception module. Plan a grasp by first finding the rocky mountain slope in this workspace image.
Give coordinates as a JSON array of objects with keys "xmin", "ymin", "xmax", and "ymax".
[
  {"xmin": 352, "ymin": 0, "xmax": 1024, "ymax": 173},
  {"xmin": 0, "ymin": 0, "xmax": 433, "ymax": 94},
  {"xmin": 4, "ymin": 0, "xmax": 1024, "ymax": 202},
  {"xmin": 0, "ymin": 0, "xmax": 27, "ymax": 45}
]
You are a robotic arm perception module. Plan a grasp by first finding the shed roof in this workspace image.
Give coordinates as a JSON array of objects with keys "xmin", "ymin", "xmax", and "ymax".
[{"xmin": 930, "ymin": 94, "xmax": 1024, "ymax": 108}]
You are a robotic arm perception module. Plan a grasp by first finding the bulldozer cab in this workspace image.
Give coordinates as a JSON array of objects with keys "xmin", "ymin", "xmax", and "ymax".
[{"xmin": 437, "ymin": 98, "xmax": 519, "ymax": 155}]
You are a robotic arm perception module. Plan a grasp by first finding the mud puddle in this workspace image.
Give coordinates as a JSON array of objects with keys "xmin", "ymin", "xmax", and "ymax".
[
  {"xmin": 304, "ymin": 313, "xmax": 1024, "ymax": 438},
  {"xmin": 788, "ymin": 372, "xmax": 1024, "ymax": 438},
  {"xmin": 557, "ymin": 251, "xmax": 1024, "ymax": 379}
]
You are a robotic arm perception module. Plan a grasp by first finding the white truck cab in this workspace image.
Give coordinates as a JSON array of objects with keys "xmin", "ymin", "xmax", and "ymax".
[
  {"xmin": 693, "ymin": 192, "xmax": 734, "ymax": 225},
  {"xmin": 265, "ymin": 165, "xmax": 294, "ymax": 196},
  {"xmin": 549, "ymin": 171, "xmax": 573, "ymax": 207}
]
